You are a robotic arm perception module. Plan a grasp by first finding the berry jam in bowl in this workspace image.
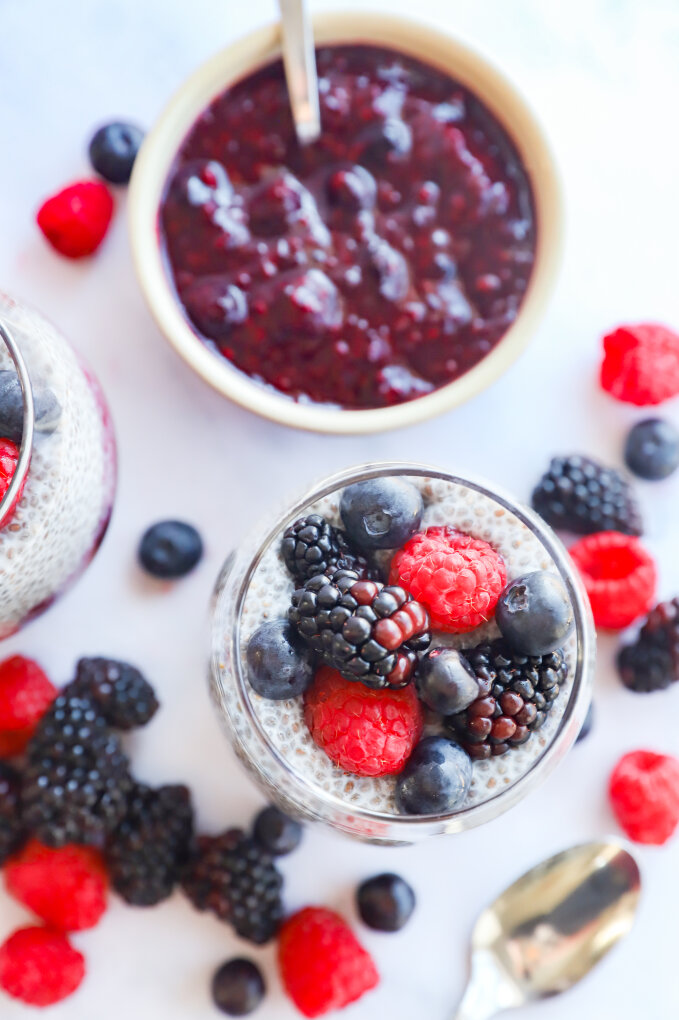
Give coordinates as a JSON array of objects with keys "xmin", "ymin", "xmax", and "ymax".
[
  {"xmin": 130, "ymin": 13, "xmax": 562, "ymax": 433},
  {"xmin": 210, "ymin": 464, "xmax": 594, "ymax": 844},
  {"xmin": 0, "ymin": 294, "xmax": 116, "ymax": 638}
]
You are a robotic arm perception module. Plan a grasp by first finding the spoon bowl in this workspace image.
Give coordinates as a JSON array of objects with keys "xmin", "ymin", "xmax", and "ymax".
[{"xmin": 454, "ymin": 840, "xmax": 641, "ymax": 1019}]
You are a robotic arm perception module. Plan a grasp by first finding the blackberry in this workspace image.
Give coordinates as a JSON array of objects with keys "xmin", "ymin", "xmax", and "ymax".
[
  {"xmin": 72, "ymin": 657, "xmax": 159, "ymax": 730},
  {"xmin": 106, "ymin": 783, "xmax": 194, "ymax": 906},
  {"xmin": 617, "ymin": 598, "xmax": 679, "ymax": 693},
  {"xmin": 22, "ymin": 694, "xmax": 132, "ymax": 848},
  {"xmin": 0, "ymin": 763, "xmax": 25, "ymax": 865},
  {"xmin": 288, "ymin": 568, "xmax": 430, "ymax": 689},
  {"xmin": 182, "ymin": 829, "xmax": 283, "ymax": 945},
  {"xmin": 281, "ymin": 515, "xmax": 374, "ymax": 582},
  {"xmin": 446, "ymin": 640, "xmax": 568, "ymax": 758},
  {"xmin": 531, "ymin": 455, "xmax": 642, "ymax": 535}
]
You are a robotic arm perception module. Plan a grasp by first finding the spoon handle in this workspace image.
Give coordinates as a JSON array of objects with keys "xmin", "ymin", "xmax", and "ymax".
[
  {"xmin": 278, "ymin": 0, "xmax": 321, "ymax": 145},
  {"xmin": 450, "ymin": 950, "xmax": 521, "ymax": 1020}
]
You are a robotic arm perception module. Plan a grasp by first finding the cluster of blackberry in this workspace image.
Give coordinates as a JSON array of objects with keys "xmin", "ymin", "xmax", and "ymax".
[
  {"xmin": 282, "ymin": 512, "xmax": 432, "ymax": 690},
  {"xmin": 0, "ymin": 654, "xmax": 304, "ymax": 947}
]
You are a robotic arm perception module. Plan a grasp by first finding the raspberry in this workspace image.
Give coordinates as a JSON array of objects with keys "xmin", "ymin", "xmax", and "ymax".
[
  {"xmin": 303, "ymin": 666, "xmax": 423, "ymax": 777},
  {"xmin": 0, "ymin": 926, "xmax": 85, "ymax": 1007},
  {"xmin": 278, "ymin": 907, "xmax": 379, "ymax": 1018},
  {"xmin": 609, "ymin": 750, "xmax": 679, "ymax": 845},
  {"xmin": 36, "ymin": 180, "xmax": 114, "ymax": 258},
  {"xmin": 569, "ymin": 532, "xmax": 657, "ymax": 630},
  {"xmin": 4, "ymin": 839, "xmax": 108, "ymax": 931},
  {"xmin": 389, "ymin": 527, "xmax": 507, "ymax": 633},
  {"xmin": 0, "ymin": 656, "xmax": 56, "ymax": 755},
  {"xmin": 601, "ymin": 323, "xmax": 679, "ymax": 406},
  {"xmin": 0, "ymin": 438, "xmax": 26, "ymax": 528}
]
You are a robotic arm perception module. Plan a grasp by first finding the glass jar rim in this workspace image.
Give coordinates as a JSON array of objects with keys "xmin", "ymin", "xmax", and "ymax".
[
  {"xmin": 210, "ymin": 461, "xmax": 596, "ymax": 839},
  {"xmin": 0, "ymin": 320, "xmax": 34, "ymax": 524}
]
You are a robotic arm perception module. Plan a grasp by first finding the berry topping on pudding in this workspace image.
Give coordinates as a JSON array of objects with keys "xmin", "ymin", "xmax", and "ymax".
[
  {"xmin": 395, "ymin": 735, "xmax": 472, "ymax": 815},
  {"xmin": 160, "ymin": 46, "xmax": 537, "ymax": 409},
  {"xmin": 496, "ymin": 571, "xmax": 574, "ymax": 655},
  {"xmin": 225, "ymin": 469, "xmax": 582, "ymax": 825},
  {"xmin": 389, "ymin": 526, "xmax": 507, "ymax": 632}
]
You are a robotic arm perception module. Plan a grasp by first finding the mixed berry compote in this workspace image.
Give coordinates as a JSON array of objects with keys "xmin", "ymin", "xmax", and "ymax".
[{"xmin": 160, "ymin": 45, "xmax": 536, "ymax": 409}]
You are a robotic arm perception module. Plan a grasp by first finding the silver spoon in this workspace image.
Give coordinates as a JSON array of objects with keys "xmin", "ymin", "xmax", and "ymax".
[
  {"xmin": 278, "ymin": 0, "xmax": 321, "ymax": 145},
  {"xmin": 453, "ymin": 840, "xmax": 641, "ymax": 1019}
]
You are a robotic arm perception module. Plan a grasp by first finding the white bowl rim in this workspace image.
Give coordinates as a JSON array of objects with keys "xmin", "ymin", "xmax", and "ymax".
[{"xmin": 128, "ymin": 10, "xmax": 564, "ymax": 434}]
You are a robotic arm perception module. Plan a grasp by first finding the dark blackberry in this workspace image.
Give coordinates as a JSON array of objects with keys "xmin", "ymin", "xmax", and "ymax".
[
  {"xmin": 617, "ymin": 598, "xmax": 679, "ymax": 693},
  {"xmin": 531, "ymin": 455, "xmax": 642, "ymax": 535},
  {"xmin": 106, "ymin": 783, "xmax": 194, "ymax": 906},
  {"xmin": 446, "ymin": 640, "xmax": 568, "ymax": 758},
  {"xmin": 22, "ymin": 694, "xmax": 132, "ymax": 848},
  {"xmin": 281, "ymin": 515, "xmax": 374, "ymax": 582},
  {"xmin": 288, "ymin": 568, "xmax": 430, "ymax": 689},
  {"xmin": 0, "ymin": 763, "xmax": 25, "ymax": 865},
  {"xmin": 72, "ymin": 657, "xmax": 159, "ymax": 730},
  {"xmin": 182, "ymin": 829, "xmax": 283, "ymax": 944}
]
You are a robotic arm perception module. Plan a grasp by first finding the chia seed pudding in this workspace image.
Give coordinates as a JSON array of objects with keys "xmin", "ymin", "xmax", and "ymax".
[
  {"xmin": 211, "ymin": 466, "xmax": 593, "ymax": 842},
  {"xmin": 0, "ymin": 294, "xmax": 117, "ymax": 638}
]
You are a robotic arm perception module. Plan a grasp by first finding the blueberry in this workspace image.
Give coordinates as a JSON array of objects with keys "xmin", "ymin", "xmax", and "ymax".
[
  {"xmin": 415, "ymin": 649, "xmax": 479, "ymax": 715},
  {"xmin": 138, "ymin": 520, "xmax": 203, "ymax": 579},
  {"xmin": 357, "ymin": 873, "xmax": 416, "ymax": 932},
  {"xmin": 89, "ymin": 121, "xmax": 145, "ymax": 185},
  {"xmin": 340, "ymin": 478, "xmax": 423, "ymax": 550},
  {"xmin": 395, "ymin": 736, "xmax": 472, "ymax": 815},
  {"xmin": 211, "ymin": 958, "xmax": 265, "ymax": 1016},
  {"xmin": 0, "ymin": 370, "xmax": 61, "ymax": 442},
  {"xmin": 576, "ymin": 701, "xmax": 594, "ymax": 743},
  {"xmin": 496, "ymin": 571, "xmax": 574, "ymax": 656},
  {"xmin": 253, "ymin": 805, "xmax": 303, "ymax": 855},
  {"xmin": 624, "ymin": 418, "xmax": 679, "ymax": 481},
  {"xmin": 246, "ymin": 620, "xmax": 315, "ymax": 700}
]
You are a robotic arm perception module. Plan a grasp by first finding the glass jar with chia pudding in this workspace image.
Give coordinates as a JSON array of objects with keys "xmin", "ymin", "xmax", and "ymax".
[
  {"xmin": 210, "ymin": 463, "xmax": 595, "ymax": 845},
  {"xmin": 0, "ymin": 293, "xmax": 117, "ymax": 638}
]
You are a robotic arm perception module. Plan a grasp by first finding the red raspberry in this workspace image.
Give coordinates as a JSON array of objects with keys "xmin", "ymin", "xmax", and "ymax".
[
  {"xmin": 569, "ymin": 532, "xmax": 657, "ymax": 630},
  {"xmin": 0, "ymin": 656, "xmax": 56, "ymax": 756},
  {"xmin": 389, "ymin": 526, "xmax": 507, "ymax": 633},
  {"xmin": 5, "ymin": 840, "xmax": 108, "ymax": 931},
  {"xmin": 278, "ymin": 907, "xmax": 379, "ymax": 1018},
  {"xmin": 0, "ymin": 438, "xmax": 26, "ymax": 527},
  {"xmin": 601, "ymin": 323, "xmax": 679, "ymax": 405},
  {"xmin": 303, "ymin": 666, "xmax": 422, "ymax": 777},
  {"xmin": 36, "ymin": 180, "xmax": 114, "ymax": 258},
  {"xmin": 0, "ymin": 926, "xmax": 85, "ymax": 1007},
  {"xmin": 609, "ymin": 750, "xmax": 679, "ymax": 845}
]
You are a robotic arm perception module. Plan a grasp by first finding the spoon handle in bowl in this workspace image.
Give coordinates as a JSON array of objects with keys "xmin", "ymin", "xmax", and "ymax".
[{"xmin": 278, "ymin": 0, "xmax": 321, "ymax": 145}]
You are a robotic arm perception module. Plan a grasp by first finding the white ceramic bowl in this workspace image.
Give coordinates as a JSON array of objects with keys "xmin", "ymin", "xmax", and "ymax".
[{"xmin": 129, "ymin": 12, "xmax": 563, "ymax": 434}]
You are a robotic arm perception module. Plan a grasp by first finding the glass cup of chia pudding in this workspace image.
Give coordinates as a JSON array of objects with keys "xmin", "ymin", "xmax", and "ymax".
[
  {"xmin": 130, "ymin": 12, "xmax": 562, "ymax": 433},
  {"xmin": 0, "ymin": 293, "xmax": 117, "ymax": 639},
  {"xmin": 210, "ymin": 463, "xmax": 595, "ymax": 845}
]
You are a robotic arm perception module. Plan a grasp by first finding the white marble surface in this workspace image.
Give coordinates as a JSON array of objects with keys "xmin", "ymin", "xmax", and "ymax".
[{"xmin": 1, "ymin": 0, "xmax": 679, "ymax": 1016}]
